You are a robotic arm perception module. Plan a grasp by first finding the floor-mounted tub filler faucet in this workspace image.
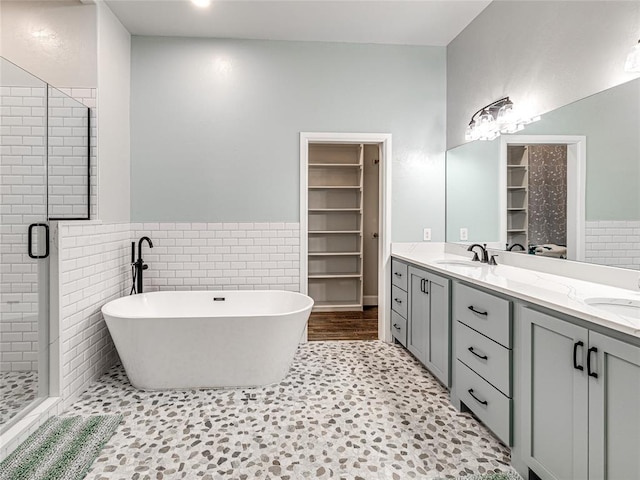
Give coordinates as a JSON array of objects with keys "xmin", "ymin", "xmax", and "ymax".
[{"xmin": 130, "ymin": 237, "xmax": 153, "ymax": 294}]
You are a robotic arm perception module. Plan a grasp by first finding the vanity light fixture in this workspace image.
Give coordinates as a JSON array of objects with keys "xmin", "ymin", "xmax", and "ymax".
[
  {"xmin": 624, "ymin": 39, "xmax": 640, "ymax": 72},
  {"xmin": 191, "ymin": 0, "xmax": 212, "ymax": 8},
  {"xmin": 465, "ymin": 97, "xmax": 540, "ymax": 141}
]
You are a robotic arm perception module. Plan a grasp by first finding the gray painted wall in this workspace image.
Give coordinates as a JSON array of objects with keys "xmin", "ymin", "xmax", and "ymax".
[
  {"xmin": 130, "ymin": 37, "xmax": 446, "ymax": 241},
  {"xmin": 0, "ymin": 0, "xmax": 97, "ymax": 89},
  {"xmin": 446, "ymin": 139, "xmax": 501, "ymax": 242},
  {"xmin": 447, "ymin": 1, "xmax": 640, "ymax": 150},
  {"xmin": 523, "ymin": 79, "xmax": 640, "ymax": 221},
  {"xmin": 97, "ymin": 2, "xmax": 131, "ymax": 222}
]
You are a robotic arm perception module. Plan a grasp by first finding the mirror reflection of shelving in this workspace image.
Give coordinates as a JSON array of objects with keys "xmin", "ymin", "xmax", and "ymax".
[
  {"xmin": 507, "ymin": 146, "xmax": 528, "ymax": 248},
  {"xmin": 308, "ymin": 144, "xmax": 363, "ymax": 311}
]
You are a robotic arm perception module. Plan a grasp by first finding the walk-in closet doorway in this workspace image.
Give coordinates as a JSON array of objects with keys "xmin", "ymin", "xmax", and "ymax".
[{"xmin": 299, "ymin": 133, "xmax": 392, "ymax": 342}]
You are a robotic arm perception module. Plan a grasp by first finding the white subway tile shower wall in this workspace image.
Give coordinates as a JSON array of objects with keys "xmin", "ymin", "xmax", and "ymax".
[
  {"xmin": 0, "ymin": 86, "xmax": 47, "ymax": 372},
  {"xmin": 585, "ymin": 220, "xmax": 640, "ymax": 270},
  {"xmin": 58, "ymin": 222, "xmax": 130, "ymax": 407},
  {"xmin": 47, "ymin": 88, "xmax": 92, "ymax": 219},
  {"xmin": 57, "ymin": 87, "xmax": 97, "ymax": 220},
  {"xmin": 131, "ymin": 223, "xmax": 300, "ymax": 292}
]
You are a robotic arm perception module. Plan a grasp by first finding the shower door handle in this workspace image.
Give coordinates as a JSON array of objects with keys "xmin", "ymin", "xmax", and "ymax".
[{"xmin": 28, "ymin": 223, "xmax": 50, "ymax": 259}]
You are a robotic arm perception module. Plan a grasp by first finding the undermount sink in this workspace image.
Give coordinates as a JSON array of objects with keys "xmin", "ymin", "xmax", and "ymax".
[
  {"xmin": 584, "ymin": 298, "xmax": 640, "ymax": 319},
  {"xmin": 434, "ymin": 259, "xmax": 484, "ymax": 268}
]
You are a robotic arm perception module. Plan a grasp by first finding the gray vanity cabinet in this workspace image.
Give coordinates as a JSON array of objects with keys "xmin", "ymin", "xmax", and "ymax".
[
  {"xmin": 453, "ymin": 283, "xmax": 512, "ymax": 445},
  {"xmin": 521, "ymin": 307, "xmax": 640, "ymax": 480},
  {"xmin": 521, "ymin": 307, "xmax": 589, "ymax": 480},
  {"xmin": 391, "ymin": 259, "xmax": 409, "ymax": 346},
  {"xmin": 588, "ymin": 331, "xmax": 640, "ymax": 480},
  {"xmin": 407, "ymin": 265, "xmax": 450, "ymax": 386}
]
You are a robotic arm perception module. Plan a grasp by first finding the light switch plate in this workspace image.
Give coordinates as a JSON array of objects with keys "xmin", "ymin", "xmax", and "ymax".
[
  {"xmin": 460, "ymin": 228, "xmax": 468, "ymax": 241},
  {"xmin": 423, "ymin": 228, "xmax": 431, "ymax": 241}
]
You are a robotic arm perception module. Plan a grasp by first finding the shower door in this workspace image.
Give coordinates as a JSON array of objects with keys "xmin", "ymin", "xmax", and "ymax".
[{"xmin": 0, "ymin": 58, "xmax": 50, "ymax": 431}]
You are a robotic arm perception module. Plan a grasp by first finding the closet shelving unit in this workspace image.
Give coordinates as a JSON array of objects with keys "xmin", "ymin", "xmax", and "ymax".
[
  {"xmin": 307, "ymin": 144, "xmax": 364, "ymax": 312},
  {"xmin": 506, "ymin": 145, "xmax": 529, "ymax": 248}
]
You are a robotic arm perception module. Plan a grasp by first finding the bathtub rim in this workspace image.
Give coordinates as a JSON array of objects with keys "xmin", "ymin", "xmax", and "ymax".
[{"xmin": 101, "ymin": 289, "xmax": 314, "ymax": 320}]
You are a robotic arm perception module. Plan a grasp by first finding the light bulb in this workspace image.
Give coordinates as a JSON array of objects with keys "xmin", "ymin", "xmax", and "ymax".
[
  {"xmin": 191, "ymin": 0, "xmax": 211, "ymax": 8},
  {"xmin": 624, "ymin": 40, "xmax": 640, "ymax": 72},
  {"xmin": 476, "ymin": 109, "xmax": 498, "ymax": 140},
  {"xmin": 496, "ymin": 102, "xmax": 513, "ymax": 122},
  {"xmin": 496, "ymin": 101, "xmax": 517, "ymax": 133}
]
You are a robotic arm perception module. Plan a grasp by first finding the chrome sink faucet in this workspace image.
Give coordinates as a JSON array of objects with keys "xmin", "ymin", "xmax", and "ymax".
[{"xmin": 467, "ymin": 243, "xmax": 489, "ymax": 263}]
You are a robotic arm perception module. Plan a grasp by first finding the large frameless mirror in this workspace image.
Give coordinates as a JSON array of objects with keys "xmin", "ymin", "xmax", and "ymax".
[{"xmin": 446, "ymin": 77, "xmax": 640, "ymax": 269}]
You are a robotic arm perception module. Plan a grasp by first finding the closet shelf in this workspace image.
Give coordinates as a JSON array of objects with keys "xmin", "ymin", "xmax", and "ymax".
[
  {"xmin": 308, "ymin": 208, "xmax": 361, "ymax": 212},
  {"xmin": 507, "ymin": 229, "xmax": 527, "ymax": 233},
  {"xmin": 308, "ymin": 185, "xmax": 361, "ymax": 190},
  {"xmin": 312, "ymin": 301, "xmax": 362, "ymax": 310},
  {"xmin": 308, "ymin": 273, "xmax": 361, "ymax": 279},
  {"xmin": 507, "ymin": 165, "xmax": 528, "ymax": 169},
  {"xmin": 309, "ymin": 163, "xmax": 362, "ymax": 168},
  {"xmin": 507, "ymin": 186, "xmax": 527, "ymax": 190},
  {"xmin": 308, "ymin": 230, "xmax": 361, "ymax": 234},
  {"xmin": 308, "ymin": 252, "xmax": 361, "ymax": 256},
  {"xmin": 308, "ymin": 143, "xmax": 365, "ymax": 313},
  {"xmin": 507, "ymin": 208, "xmax": 527, "ymax": 212}
]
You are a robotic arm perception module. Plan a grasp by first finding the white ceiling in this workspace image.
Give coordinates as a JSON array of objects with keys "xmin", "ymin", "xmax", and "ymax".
[{"xmin": 104, "ymin": 0, "xmax": 491, "ymax": 47}]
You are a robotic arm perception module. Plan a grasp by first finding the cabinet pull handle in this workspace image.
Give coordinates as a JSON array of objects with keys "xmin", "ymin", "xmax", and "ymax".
[
  {"xmin": 468, "ymin": 306, "xmax": 488, "ymax": 316},
  {"xmin": 393, "ymin": 323, "xmax": 401, "ymax": 330},
  {"xmin": 468, "ymin": 389, "xmax": 488, "ymax": 406},
  {"xmin": 587, "ymin": 347, "xmax": 598, "ymax": 379},
  {"xmin": 468, "ymin": 346, "xmax": 488, "ymax": 360},
  {"xmin": 394, "ymin": 298, "xmax": 402, "ymax": 304},
  {"xmin": 573, "ymin": 341, "xmax": 584, "ymax": 371},
  {"xmin": 420, "ymin": 278, "xmax": 429, "ymax": 294},
  {"xmin": 394, "ymin": 272, "xmax": 402, "ymax": 277}
]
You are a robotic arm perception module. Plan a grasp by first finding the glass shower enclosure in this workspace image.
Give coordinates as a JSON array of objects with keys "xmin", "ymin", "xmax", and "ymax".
[{"xmin": 0, "ymin": 57, "xmax": 90, "ymax": 432}]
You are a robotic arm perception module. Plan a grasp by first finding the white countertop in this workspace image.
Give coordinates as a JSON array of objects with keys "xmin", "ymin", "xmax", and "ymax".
[{"xmin": 392, "ymin": 243, "xmax": 640, "ymax": 339}]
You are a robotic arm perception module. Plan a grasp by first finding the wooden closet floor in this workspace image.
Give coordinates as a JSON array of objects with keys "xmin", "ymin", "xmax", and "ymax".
[{"xmin": 307, "ymin": 307, "xmax": 378, "ymax": 341}]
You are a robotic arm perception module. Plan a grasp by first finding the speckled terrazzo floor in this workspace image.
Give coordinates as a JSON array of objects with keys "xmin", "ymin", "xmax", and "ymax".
[
  {"xmin": 66, "ymin": 341, "xmax": 514, "ymax": 480},
  {"xmin": 0, "ymin": 371, "xmax": 37, "ymax": 427}
]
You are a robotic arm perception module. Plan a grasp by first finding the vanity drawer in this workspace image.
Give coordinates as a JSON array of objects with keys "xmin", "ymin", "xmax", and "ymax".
[
  {"xmin": 455, "ymin": 283, "xmax": 511, "ymax": 348},
  {"xmin": 391, "ymin": 310, "xmax": 407, "ymax": 346},
  {"xmin": 456, "ymin": 321, "xmax": 511, "ymax": 397},
  {"xmin": 391, "ymin": 259, "xmax": 408, "ymax": 291},
  {"xmin": 391, "ymin": 285, "xmax": 408, "ymax": 318},
  {"xmin": 457, "ymin": 360, "xmax": 511, "ymax": 445}
]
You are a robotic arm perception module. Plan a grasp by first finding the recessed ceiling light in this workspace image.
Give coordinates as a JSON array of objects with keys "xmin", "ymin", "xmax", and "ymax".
[{"xmin": 191, "ymin": 0, "xmax": 211, "ymax": 8}]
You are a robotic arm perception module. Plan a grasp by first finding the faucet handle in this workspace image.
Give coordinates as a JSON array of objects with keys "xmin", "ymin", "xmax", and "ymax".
[
  {"xmin": 489, "ymin": 254, "xmax": 499, "ymax": 266},
  {"xmin": 470, "ymin": 251, "xmax": 480, "ymax": 262}
]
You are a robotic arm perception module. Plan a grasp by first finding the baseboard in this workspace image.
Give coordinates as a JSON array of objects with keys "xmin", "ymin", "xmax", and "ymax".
[{"xmin": 363, "ymin": 295, "xmax": 378, "ymax": 306}]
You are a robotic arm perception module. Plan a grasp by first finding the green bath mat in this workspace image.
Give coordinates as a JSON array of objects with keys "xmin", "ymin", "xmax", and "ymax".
[{"xmin": 0, "ymin": 415, "xmax": 121, "ymax": 480}]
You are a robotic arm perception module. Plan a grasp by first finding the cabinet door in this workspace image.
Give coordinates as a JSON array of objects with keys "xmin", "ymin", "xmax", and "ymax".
[
  {"xmin": 588, "ymin": 332, "xmax": 640, "ymax": 480},
  {"xmin": 521, "ymin": 307, "xmax": 589, "ymax": 480},
  {"xmin": 424, "ymin": 273, "xmax": 450, "ymax": 387},
  {"xmin": 408, "ymin": 267, "xmax": 429, "ymax": 365}
]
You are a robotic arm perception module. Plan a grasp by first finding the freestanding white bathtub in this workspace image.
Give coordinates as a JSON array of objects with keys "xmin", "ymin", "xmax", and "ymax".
[{"xmin": 101, "ymin": 290, "xmax": 313, "ymax": 390}]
